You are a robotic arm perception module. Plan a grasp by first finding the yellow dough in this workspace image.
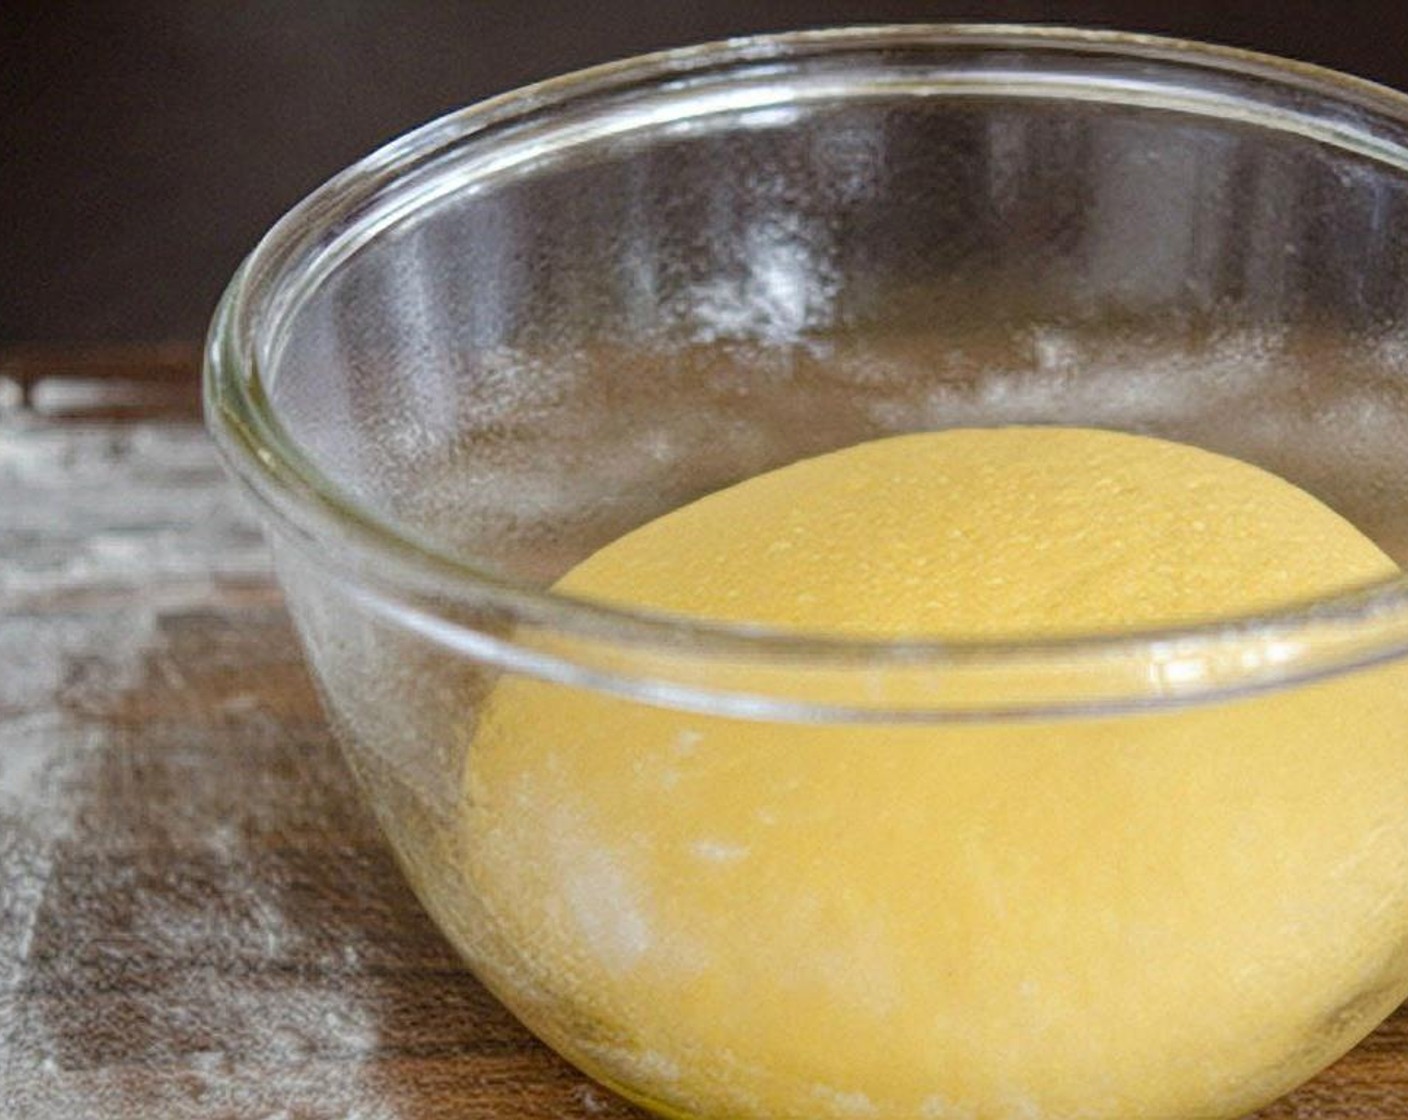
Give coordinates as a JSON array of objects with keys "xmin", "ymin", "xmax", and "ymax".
[{"xmin": 456, "ymin": 427, "xmax": 1408, "ymax": 1120}]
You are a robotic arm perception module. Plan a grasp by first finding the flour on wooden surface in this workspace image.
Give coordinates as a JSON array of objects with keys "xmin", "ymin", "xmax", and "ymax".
[
  {"xmin": 1, "ymin": 419, "xmax": 268, "ymax": 601},
  {"xmin": 0, "ymin": 416, "xmax": 396, "ymax": 1119}
]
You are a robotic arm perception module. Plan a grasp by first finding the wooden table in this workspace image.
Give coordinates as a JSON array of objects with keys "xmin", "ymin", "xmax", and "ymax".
[{"xmin": 2, "ymin": 344, "xmax": 1406, "ymax": 1119}]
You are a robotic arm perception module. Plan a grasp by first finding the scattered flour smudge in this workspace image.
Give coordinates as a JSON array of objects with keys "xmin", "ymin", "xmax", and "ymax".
[{"xmin": 1, "ymin": 416, "xmax": 394, "ymax": 1119}]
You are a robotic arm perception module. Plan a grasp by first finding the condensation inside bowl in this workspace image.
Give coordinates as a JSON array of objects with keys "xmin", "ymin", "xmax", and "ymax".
[{"xmin": 261, "ymin": 92, "xmax": 1408, "ymax": 583}]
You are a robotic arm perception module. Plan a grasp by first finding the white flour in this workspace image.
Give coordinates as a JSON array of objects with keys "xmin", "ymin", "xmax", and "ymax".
[
  {"xmin": 0, "ymin": 417, "xmax": 395, "ymax": 1119},
  {"xmin": 1, "ymin": 419, "xmax": 268, "ymax": 602}
]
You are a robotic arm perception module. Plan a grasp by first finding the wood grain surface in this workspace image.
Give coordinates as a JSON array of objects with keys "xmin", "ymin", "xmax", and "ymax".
[{"xmin": 2, "ymin": 345, "xmax": 1407, "ymax": 1119}]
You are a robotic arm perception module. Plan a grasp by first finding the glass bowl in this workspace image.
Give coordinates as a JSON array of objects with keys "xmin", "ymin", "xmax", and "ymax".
[{"xmin": 205, "ymin": 25, "xmax": 1408, "ymax": 1120}]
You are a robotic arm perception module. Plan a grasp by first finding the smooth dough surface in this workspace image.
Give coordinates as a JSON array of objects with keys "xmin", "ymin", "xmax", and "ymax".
[{"xmin": 457, "ymin": 427, "xmax": 1408, "ymax": 1120}]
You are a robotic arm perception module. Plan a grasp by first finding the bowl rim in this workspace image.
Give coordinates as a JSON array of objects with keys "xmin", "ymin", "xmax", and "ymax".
[{"xmin": 204, "ymin": 22, "xmax": 1408, "ymax": 718}]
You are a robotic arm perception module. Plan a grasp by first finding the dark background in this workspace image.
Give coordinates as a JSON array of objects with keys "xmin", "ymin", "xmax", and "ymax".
[{"xmin": 5, "ymin": 1, "xmax": 1408, "ymax": 344}]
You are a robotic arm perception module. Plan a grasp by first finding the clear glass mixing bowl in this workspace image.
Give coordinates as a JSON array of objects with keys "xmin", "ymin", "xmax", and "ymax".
[{"xmin": 206, "ymin": 25, "xmax": 1408, "ymax": 1119}]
